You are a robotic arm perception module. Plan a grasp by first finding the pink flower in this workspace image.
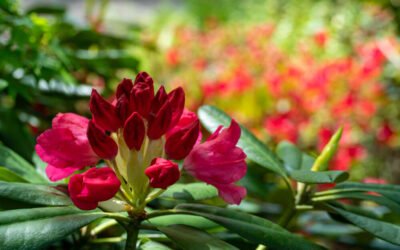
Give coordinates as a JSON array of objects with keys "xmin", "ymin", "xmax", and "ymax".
[
  {"xmin": 166, "ymin": 109, "xmax": 201, "ymax": 160},
  {"xmin": 35, "ymin": 113, "xmax": 99, "ymax": 181},
  {"xmin": 68, "ymin": 167, "xmax": 121, "ymax": 210},
  {"xmin": 183, "ymin": 120, "xmax": 247, "ymax": 205}
]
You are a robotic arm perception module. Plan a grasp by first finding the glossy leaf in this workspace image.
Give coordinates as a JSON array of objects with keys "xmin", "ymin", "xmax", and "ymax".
[
  {"xmin": 315, "ymin": 193, "xmax": 400, "ymax": 214},
  {"xmin": 0, "ymin": 144, "xmax": 46, "ymax": 183},
  {"xmin": 276, "ymin": 141, "xmax": 302, "ymax": 171},
  {"xmin": 161, "ymin": 183, "xmax": 218, "ymax": 201},
  {"xmin": 329, "ymin": 205, "xmax": 400, "ymax": 245},
  {"xmin": 301, "ymin": 153, "xmax": 315, "ymax": 170},
  {"xmin": 0, "ymin": 181, "xmax": 72, "ymax": 206},
  {"xmin": 0, "ymin": 207, "xmax": 104, "ymax": 249},
  {"xmin": 175, "ymin": 204, "xmax": 325, "ymax": 250},
  {"xmin": 198, "ymin": 105, "xmax": 285, "ymax": 176},
  {"xmin": 289, "ymin": 170, "xmax": 349, "ymax": 184},
  {"xmin": 0, "ymin": 167, "xmax": 28, "ymax": 182},
  {"xmin": 149, "ymin": 214, "xmax": 218, "ymax": 230},
  {"xmin": 159, "ymin": 224, "xmax": 239, "ymax": 250},
  {"xmin": 334, "ymin": 182, "xmax": 400, "ymax": 204}
]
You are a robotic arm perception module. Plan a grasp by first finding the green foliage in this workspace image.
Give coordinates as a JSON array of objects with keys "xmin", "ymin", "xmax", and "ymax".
[
  {"xmin": 0, "ymin": 144, "xmax": 46, "ymax": 183},
  {"xmin": 159, "ymin": 224, "xmax": 239, "ymax": 250},
  {"xmin": 175, "ymin": 204, "xmax": 325, "ymax": 250},
  {"xmin": 0, "ymin": 206, "xmax": 105, "ymax": 250},
  {"xmin": 0, "ymin": 1, "xmax": 140, "ymax": 159},
  {"xmin": 161, "ymin": 182, "xmax": 218, "ymax": 201}
]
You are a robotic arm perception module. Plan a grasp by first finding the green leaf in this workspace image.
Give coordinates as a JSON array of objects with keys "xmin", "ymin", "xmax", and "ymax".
[
  {"xmin": 0, "ymin": 167, "xmax": 28, "ymax": 182},
  {"xmin": 175, "ymin": 204, "xmax": 325, "ymax": 250},
  {"xmin": 0, "ymin": 181, "xmax": 72, "ymax": 206},
  {"xmin": 276, "ymin": 141, "xmax": 302, "ymax": 171},
  {"xmin": 334, "ymin": 182, "xmax": 400, "ymax": 204},
  {"xmin": 329, "ymin": 205, "xmax": 400, "ymax": 245},
  {"xmin": 198, "ymin": 105, "xmax": 285, "ymax": 176},
  {"xmin": 0, "ymin": 144, "xmax": 46, "ymax": 183},
  {"xmin": 301, "ymin": 153, "xmax": 315, "ymax": 170},
  {"xmin": 0, "ymin": 207, "xmax": 105, "ymax": 249},
  {"xmin": 161, "ymin": 183, "xmax": 218, "ymax": 201},
  {"xmin": 148, "ymin": 214, "xmax": 218, "ymax": 230},
  {"xmin": 140, "ymin": 241, "xmax": 173, "ymax": 250},
  {"xmin": 335, "ymin": 182, "xmax": 400, "ymax": 193},
  {"xmin": 0, "ymin": 206, "xmax": 86, "ymax": 225},
  {"xmin": 159, "ymin": 224, "xmax": 239, "ymax": 250},
  {"xmin": 289, "ymin": 170, "xmax": 349, "ymax": 184}
]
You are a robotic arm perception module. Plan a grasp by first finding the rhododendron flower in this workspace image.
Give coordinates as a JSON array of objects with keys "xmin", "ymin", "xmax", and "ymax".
[
  {"xmin": 145, "ymin": 158, "xmax": 180, "ymax": 189},
  {"xmin": 35, "ymin": 72, "xmax": 247, "ymax": 210},
  {"xmin": 184, "ymin": 120, "xmax": 247, "ymax": 205},
  {"xmin": 69, "ymin": 167, "xmax": 121, "ymax": 210},
  {"xmin": 35, "ymin": 113, "xmax": 99, "ymax": 181}
]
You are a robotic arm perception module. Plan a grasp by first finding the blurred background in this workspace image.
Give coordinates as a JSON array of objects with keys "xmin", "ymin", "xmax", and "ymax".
[{"xmin": 1, "ymin": 0, "xmax": 400, "ymax": 184}]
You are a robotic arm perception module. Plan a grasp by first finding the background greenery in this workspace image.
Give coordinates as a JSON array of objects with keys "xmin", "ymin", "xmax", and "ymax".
[{"xmin": 2, "ymin": 0, "xmax": 400, "ymax": 249}]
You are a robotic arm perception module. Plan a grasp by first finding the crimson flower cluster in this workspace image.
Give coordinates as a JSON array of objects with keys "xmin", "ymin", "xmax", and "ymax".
[{"xmin": 36, "ymin": 72, "xmax": 247, "ymax": 210}]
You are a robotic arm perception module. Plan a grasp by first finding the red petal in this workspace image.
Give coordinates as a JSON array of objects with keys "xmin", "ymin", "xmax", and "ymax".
[
  {"xmin": 145, "ymin": 158, "xmax": 180, "ymax": 189},
  {"xmin": 89, "ymin": 89, "xmax": 121, "ymax": 132},
  {"xmin": 116, "ymin": 78, "xmax": 133, "ymax": 99},
  {"xmin": 87, "ymin": 120, "xmax": 118, "ymax": 159},
  {"xmin": 165, "ymin": 119, "xmax": 199, "ymax": 160},
  {"xmin": 167, "ymin": 87, "xmax": 185, "ymax": 128},
  {"xmin": 147, "ymin": 101, "xmax": 172, "ymax": 139},
  {"xmin": 123, "ymin": 112, "xmax": 145, "ymax": 150}
]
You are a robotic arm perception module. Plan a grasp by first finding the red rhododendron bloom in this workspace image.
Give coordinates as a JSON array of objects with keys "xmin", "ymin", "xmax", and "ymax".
[
  {"xmin": 145, "ymin": 158, "xmax": 180, "ymax": 189},
  {"xmin": 35, "ymin": 113, "xmax": 99, "ymax": 181},
  {"xmin": 184, "ymin": 120, "xmax": 247, "ymax": 204},
  {"xmin": 68, "ymin": 167, "xmax": 121, "ymax": 210},
  {"xmin": 35, "ymin": 72, "xmax": 247, "ymax": 210}
]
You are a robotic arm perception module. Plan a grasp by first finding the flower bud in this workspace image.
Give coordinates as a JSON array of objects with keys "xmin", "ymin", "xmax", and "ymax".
[
  {"xmin": 68, "ymin": 167, "xmax": 121, "ymax": 210},
  {"xmin": 311, "ymin": 127, "xmax": 343, "ymax": 172},
  {"xmin": 167, "ymin": 87, "xmax": 185, "ymax": 128},
  {"xmin": 151, "ymin": 86, "xmax": 168, "ymax": 113},
  {"xmin": 116, "ymin": 95, "xmax": 130, "ymax": 123},
  {"xmin": 116, "ymin": 78, "xmax": 133, "ymax": 99},
  {"xmin": 145, "ymin": 158, "xmax": 180, "ymax": 189},
  {"xmin": 134, "ymin": 72, "xmax": 154, "ymax": 92},
  {"xmin": 87, "ymin": 120, "xmax": 118, "ymax": 159},
  {"xmin": 123, "ymin": 112, "xmax": 145, "ymax": 150},
  {"xmin": 147, "ymin": 101, "xmax": 172, "ymax": 140},
  {"xmin": 147, "ymin": 86, "xmax": 173, "ymax": 139},
  {"xmin": 166, "ymin": 119, "xmax": 200, "ymax": 160},
  {"xmin": 89, "ymin": 89, "xmax": 121, "ymax": 132},
  {"xmin": 131, "ymin": 82, "xmax": 154, "ymax": 118}
]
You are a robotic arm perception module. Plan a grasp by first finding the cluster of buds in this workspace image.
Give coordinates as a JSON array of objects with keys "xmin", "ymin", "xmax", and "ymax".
[{"xmin": 36, "ymin": 72, "xmax": 247, "ymax": 211}]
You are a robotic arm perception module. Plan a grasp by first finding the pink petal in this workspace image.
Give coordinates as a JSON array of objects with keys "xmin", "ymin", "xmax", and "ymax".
[
  {"xmin": 45, "ymin": 164, "xmax": 82, "ymax": 182},
  {"xmin": 215, "ymin": 184, "xmax": 247, "ymax": 205}
]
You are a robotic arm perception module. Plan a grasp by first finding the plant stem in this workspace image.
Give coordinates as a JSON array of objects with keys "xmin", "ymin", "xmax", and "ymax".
[
  {"xmin": 278, "ymin": 207, "xmax": 296, "ymax": 228},
  {"xmin": 125, "ymin": 221, "xmax": 139, "ymax": 250}
]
